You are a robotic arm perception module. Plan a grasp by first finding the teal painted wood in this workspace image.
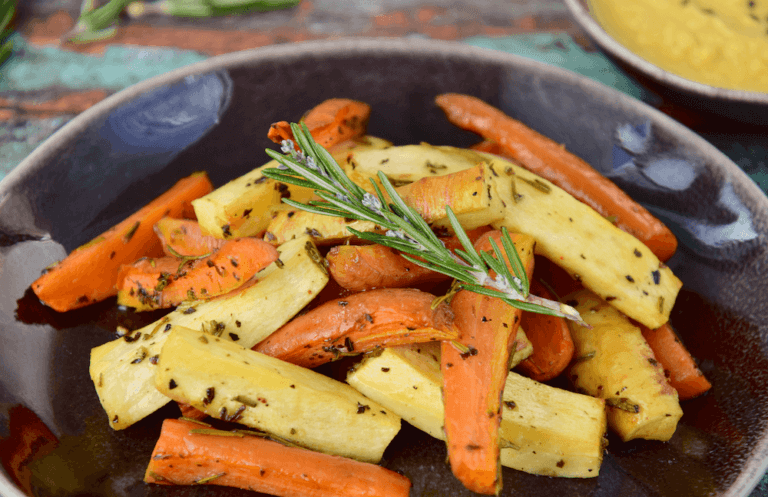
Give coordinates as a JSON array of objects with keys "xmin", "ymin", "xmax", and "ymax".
[
  {"xmin": 0, "ymin": 34, "xmax": 207, "ymax": 178},
  {"xmin": 0, "ymin": 34, "xmax": 207, "ymax": 92}
]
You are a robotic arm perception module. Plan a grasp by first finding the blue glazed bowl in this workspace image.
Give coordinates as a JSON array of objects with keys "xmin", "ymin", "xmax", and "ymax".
[{"xmin": 1, "ymin": 38, "xmax": 767, "ymax": 497}]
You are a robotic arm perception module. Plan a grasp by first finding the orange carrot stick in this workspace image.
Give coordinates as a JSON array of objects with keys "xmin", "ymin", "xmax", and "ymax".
[
  {"xmin": 145, "ymin": 419, "xmax": 411, "ymax": 497},
  {"xmin": 435, "ymin": 93, "xmax": 678, "ymax": 262},
  {"xmin": 154, "ymin": 217, "xmax": 226, "ymax": 257},
  {"xmin": 327, "ymin": 227, "xmax": 491, "ymax": 292},
  {"xmin": 117, "ymin": 237, "xmax": 278, "ymax": 311},
  {"xmin": 441, "ymin": 230, "xmax": 535, "ymax": 495},
  {"xmin": 532, "ymin": 254, "xmax": 584, "ymax": 298},
  {"xmin": 268, "ymin": 98, "xmax": 371, "ymax": 150},
  {"xmin": 640, "ymin": 323, "xmax": 711, "ymax": 400},
  {"xmin": 0, "ymin": 405, "xmax": 59, "ymax": 496},
  {"xmin": 177, "ymin": 402, "xmax": 208, "ymax": 421},
  {"xmin": 469, "ymin": 139, "xmax": 504, "ymax": 155},
  {"xmin": 253, "ymin": 288, "xmax": 459, "ymax": 368},
  {"xmin": 327, "ymin": 244, "xmax": 449, "ymax": 291},
  {"xmin": 31, "ymin": 172, "xmax": 213, "ymax": 312},
  {"xmin": 115, "ymin": 256, "xmax": 180, "ymax": 308},
  {"xmin": 516, "ymin": 279, "xmax": 575, "ymax": 382}
]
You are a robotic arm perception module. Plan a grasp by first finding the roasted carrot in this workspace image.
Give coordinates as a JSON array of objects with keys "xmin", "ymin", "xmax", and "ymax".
[
  {"xmin": 435, "ymin": 93, "xmax": 678, "ymax": 261},
  {"xmin": 268, "ymin": 98, "xmax": 371, "ymax": 150},
  {"xmin": 327, "ymin": 244, "xmax": 448, "ymax": 291},
  {"xmin": 441, "ymin": 230, "xmax": 536, "ymax": 495},
  {"xmin": 469, "ymin": 139, "xmax": 505, "ymax": 156},
  {"xmin": 253, "ymin": 288, "xmax": 459, "ymax": 368},
  {"xmin": 0, "ymin": 405, "xmax": 59, "ymax": 496},
  {"xmin": 145, "ymin": 419, "xmax": 411, "ymax": 497},
  {"xmin": 116, "ymin": 256, "xmax": 180, "ymax": 308},
  {"xmin": 31, "ymin": 172, "xmax": 213, "ymax": 312},
  {"xmin": 154, "ymin": 217, "xmax": 225, "ymax": 257},
  {"xmin": 640, "ymin": 323, "xmax": 711, "ymax": 400},
  {"xmin": 117, "ymin": 237, "xmax": 278, "ymax": 311},
  {"xmin": 532, "ymin": 254, "xmax": 584, "ymax": 298},
  {"xmin": 177, "ymin": 402, "xmax": 208, "ymax": 421},
  {"xmin": 516, "ymin": 279, "xmax": 575, "ymax": 382},
  {"xmin": 326, "ymin": 227, "xmax": 492, "ymax": 292}
]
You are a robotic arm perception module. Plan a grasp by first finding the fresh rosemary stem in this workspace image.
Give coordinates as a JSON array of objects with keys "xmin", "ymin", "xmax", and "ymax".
[{"xmin": 262, "ymin": 122, "xmax": 587, "ymax": 327}]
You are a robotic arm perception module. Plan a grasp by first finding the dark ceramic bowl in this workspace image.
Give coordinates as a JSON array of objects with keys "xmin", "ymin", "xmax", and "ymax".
[
  {"xmin": 563, "ymin": 0, "xmax": 768, "ymax": 125},
  {"xmin": 2, "ymin": 38, "xmax": 768, "ymax": 497}
]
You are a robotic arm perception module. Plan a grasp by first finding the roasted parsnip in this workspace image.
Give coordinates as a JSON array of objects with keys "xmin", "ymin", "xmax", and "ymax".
[
  {"xmin": 565, "ymin": 289, "xmax": 683, "ymax": 442},
  {"xmin": 482, "ymin": 153, "xmax": 682, "ymax": 329},
  {"xmin": 264, "ymin": 163, "xmax": 504, "ymax": 244},
  {"xmin": 347, "ymin": 342, "xmax": 607, "ymax": 477},
  {"xmin": 193, "ymin": 137, "xmax": 392, "ymax": 239},
  {"xmin": 90, "ymin": 235, "xmax": 328, "ymax": 430},
  {"xmin": 333, "ymin": 143, "xmax": 682, "ymax": 328},
  {"xmin": 155, "ymin": 326, "xmax": 401, "ymax": 463}
]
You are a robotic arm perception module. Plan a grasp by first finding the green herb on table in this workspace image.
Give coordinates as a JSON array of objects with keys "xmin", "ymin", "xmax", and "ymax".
[
  {"xmin": 127, "ymin": 0, "xmax": 301, "ymax": 19},
  {"xmin": 67, "ymin": 0, "xmax": 302, "ymax": 43},
  {"xmin": 0, "ymin": 0, "xmax": 17, "ymax": 66},
  {"xmin": 262, "ymin": 122, "xmax": 587, "ymax": 327},
  {"xmin": 65, "ymin": 0, "xmax": 131, "ymax": 44}
]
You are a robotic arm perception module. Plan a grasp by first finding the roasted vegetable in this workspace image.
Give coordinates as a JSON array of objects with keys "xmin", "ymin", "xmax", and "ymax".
[
  {"xmin": 32, "ymin": 172, "xmax": 213, "ymax": 312},
  {"xmin": 440, "ymin": 231, "xmax": 535, "ymax": 494},
  {"xmin": 484, "ymin": 152, "xmax": 682, "ymax": 329},
  {"xmin": 90, "ymin": 235, "xmax": 329, "ymax": 430},
  {"xmin": 435, "ymin": 93, "xmax": 678, "ymax": 261},
  {"xmin": 516, "ymin": 279, "xmax": 575, "ymax": 382},
  {"xmin": 565, "ymin": 289, "xmax": 683, "ymax": 442},
  {"xmin": 253, "ymin": 288, "xmax": 459, "ymax": 368},
  {"xmin": 154, "ymin": 326, "xmax": 401, "ymax": 463},
  {"xmin": 640, "ymin": 323, "xmax": 711, "ymax": 401},
  {"xmin": 325, "ymin": 227, "xmax": 492, "ymax": 292},
  {"xmin": 154, "ymin": 217, "xmax": 225, "ymax": 257},
  {"xmin": 264, "ymin": 163, "xmax": 503, "ymax": 245},
  {"xmin": 347, "ymin": 342, "xmax": 607, "ymax": 478},
  {"xmin": 268, "ymin": 98, "xmax": 371, "ymax": 150},
  {"xmin": 116, "ymin": 237, "xmax": 279, "ymax": 311},
  {"xmin": 145, "ymin": 418, "xmax": 411, "ymax": 497}
]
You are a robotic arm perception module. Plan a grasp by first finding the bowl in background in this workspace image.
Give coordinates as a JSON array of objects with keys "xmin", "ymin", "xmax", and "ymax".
[
  {"xmin": 1, "ymin": 38, "xmax": 768, "ymax": 497},
  {"xmin": 563, "ymin": 0, "xmax": 768, "ymax": 125}
]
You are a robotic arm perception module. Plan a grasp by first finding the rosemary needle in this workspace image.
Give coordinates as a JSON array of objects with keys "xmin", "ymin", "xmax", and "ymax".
[{"xmin": 262, "ymin": 123, "xmax": 587, "ymax": 327}]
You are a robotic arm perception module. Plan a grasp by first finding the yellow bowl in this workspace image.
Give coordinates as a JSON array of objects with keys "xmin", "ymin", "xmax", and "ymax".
[{"xmin": 564, "ymin": 0, "xmax": 768, "ymax": 124}]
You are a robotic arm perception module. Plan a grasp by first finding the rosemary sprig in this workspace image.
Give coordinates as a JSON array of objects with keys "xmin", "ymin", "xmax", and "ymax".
[{"xmin": 262, "ymin": 123, "xmax": 587, "ymax": 326}]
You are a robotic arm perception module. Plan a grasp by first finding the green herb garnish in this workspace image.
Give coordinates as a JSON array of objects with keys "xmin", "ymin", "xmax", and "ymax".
[{"xmin": 262, "ymin": 123, "xmax": 587, "ymax": 326}]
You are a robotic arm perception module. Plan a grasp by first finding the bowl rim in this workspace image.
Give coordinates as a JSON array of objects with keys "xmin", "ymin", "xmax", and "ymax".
[
  {"xmin": 563, "ymin": 0, "xmax": 768, "ymax": 106},
  {"xmin": 1, "ymin": 36, "xmax": 767, "ymax": 497}
]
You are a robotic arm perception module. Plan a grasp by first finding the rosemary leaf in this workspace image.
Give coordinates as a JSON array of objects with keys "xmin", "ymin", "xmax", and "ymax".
[
  {"xmin": 487, "ymin": 236, "xmax": 523, "ymax": 295},
  {"xmin": 312, "ymin": 192, "xmax": 383, "ymax": 224},
  {"xmin": 348, "ymin": 234, "xmax": 421, "ymax": 256},
  {"xmin": 500, "ymin": 298, "xmax": 566, "ymax": 316},
  {"xmin": 369, "ymin": 178, "xmax": 396, "ymax": 215},
  {"xmin": 280, "ymin": 199, "xmax": 355, "ymax": 220},
  {"xmin": 500, "ymin": 227, "xmax": 529, "ymax": 295},
  {"xmin": 261, "ymin": 122, "xmax": 588, "ymax": 327},
  {"xmin": 378, "ymin": 171, "xmax": 436, "ymax": 240},
  {"xmin": 261, "ymin": 172, "xmax": 318, "ymax": 190},
  {"xmin": 400, "ymin": 254, "xmax": 472, "ymax": 283},
  {"xmin": 265, "ymin": 149, "xmax": 338, "ymax": 194},
  {"xmin": 446, "ymin": 207, "xmax": 484, "ymax": 269}
]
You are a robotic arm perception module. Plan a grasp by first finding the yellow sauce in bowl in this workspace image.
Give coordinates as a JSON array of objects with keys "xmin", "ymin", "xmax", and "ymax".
[{"xmin": 588, "ymin": 0, "xmax": 768, "ymax": 93}]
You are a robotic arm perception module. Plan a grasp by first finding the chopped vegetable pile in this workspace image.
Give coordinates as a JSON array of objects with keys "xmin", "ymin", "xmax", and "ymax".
[{"xmin": 31, "ymin": 96, "xmax": 711, "ymax": 497}]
